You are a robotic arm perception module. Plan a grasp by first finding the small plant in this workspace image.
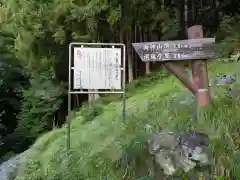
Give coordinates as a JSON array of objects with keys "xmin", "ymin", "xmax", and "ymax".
[
  {"xmin": 80, "ymin": 103, "xmax": 104, "ymax": 122},
  {"xmin": 137, "ymin": 176, "xmax": 153, "ymax": 180}
]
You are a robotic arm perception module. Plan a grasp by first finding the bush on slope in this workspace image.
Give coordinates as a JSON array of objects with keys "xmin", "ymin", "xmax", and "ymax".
[{"xmin": 15, "ymin": 62, "xmax": 240, "ymax": 179}]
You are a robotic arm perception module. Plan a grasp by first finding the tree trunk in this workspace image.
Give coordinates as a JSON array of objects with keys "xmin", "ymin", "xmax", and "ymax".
[
  {"xmin": 88, "ymin": 90, "xmax": 93, "ymax": 102},
  {"xmin": 53, "ymin": 116, "xmax": 56, "ymax": 129},
  {"xmin": 134, "ymin": 25, "xmax": 137, "ymax": 78},
  {"xmin": 184, "ymin": 0, "xmax": 188, "ymax": 31},
  {"xmin": 75, "ymin": 94, "xmax": 79, "ymax": 107},
  {"xmin": 144, "ymin": 29, "xmax": 150, "ymax": 75},
  {"xmin": 138, "ymin": 26, "xmax": 143, "ymax": 77},
  {"xmin": 133, "ymin": 26, "xmax": 137, "ymax": 78},
  {"xmin": 94, "ymin": 89, "xmax": 100, "ymax": 100},
  {"xmin": 174, "ymin": 5, "xmax": 182, "ymax": 30},
  {"xmin": 126, "ymin": 32, "xmax": 134, "ymax": 82}
]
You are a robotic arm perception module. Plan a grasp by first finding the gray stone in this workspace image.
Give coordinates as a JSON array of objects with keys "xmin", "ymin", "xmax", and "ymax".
[
  {"xmin": 215, "ymin": 75, "xmax": 235, "ymax": 85},
  {"xmin": 0, "ymin": 152, "xmax": 27, "ymax": 180},
  {"xmin": 148, "ymin": 129, "xmax": 211, "ymax": 176}
]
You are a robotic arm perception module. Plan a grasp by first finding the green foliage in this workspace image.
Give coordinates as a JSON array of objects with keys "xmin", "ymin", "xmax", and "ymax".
[
  {"xmin": 0, "ymin": 32, "xmax": 29, "ymax": 157},
  {"xmin": 0, "ymin": 0, "xmax": 240, "ymax": 179},
  {"xmin": 14, "ymin": 62, "xmax": 240, "ymax": 180},
  {"xmin": 0, "ymin": 0, "xmax": 187, "ymax": 159},
  {"xmin": 137, "ymin": 176, "xmax": 153, "ymax": 180},
  {"xmin": 17, "ymin": 72, "xmax": 66, "ymax": 141},
  {"xmin": 98, "ymin": 69, "xmax": 170, "ymax": 105},
  {"xmin": 157, "ymin": 10, "xmax": 180, "ymax": 40},
  {"xmin": 216, "ymin": 15, "xmax": 240, "ymax": 58},
  {"xmin": 79, "ymin": 103, "xmax": 104, "ymax": 123},
  {"xmin": 0, "ymin": 151, "xmax": 15, "ymax": 163}
]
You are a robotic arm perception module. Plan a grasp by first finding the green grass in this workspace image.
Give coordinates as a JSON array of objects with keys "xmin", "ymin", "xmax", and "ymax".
[{"xmin": 15, "ymin": 61, "xmax": 240, "ymax": 180}]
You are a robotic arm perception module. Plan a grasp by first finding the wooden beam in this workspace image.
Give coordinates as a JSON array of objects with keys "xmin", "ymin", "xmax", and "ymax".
[
  {"xmin": 188, "ymin": 25, "xmax": 211, "ymax": 107},
  {"xmin": 163, "ymin": 62, "xmax": 196, "ymax": 94}
]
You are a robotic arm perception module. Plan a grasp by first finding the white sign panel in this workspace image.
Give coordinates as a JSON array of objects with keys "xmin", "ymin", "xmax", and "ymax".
[{"xmin": 73, "ymin": 47, "xmax": 122, "ymax": 90}]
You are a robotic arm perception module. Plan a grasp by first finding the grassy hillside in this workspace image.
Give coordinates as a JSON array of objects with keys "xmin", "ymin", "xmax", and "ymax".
[{"xmin": 15, "ymin": 62, "xmax": 240, "ymax": 180}]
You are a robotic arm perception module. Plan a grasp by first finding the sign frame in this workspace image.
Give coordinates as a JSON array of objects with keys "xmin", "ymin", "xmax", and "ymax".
[
  {"xmin": 72, "ymin": 47, "xmax": 122, "ymax": 91},
  {"xmin": 69, "ymin": 43, "xmax": 126, "ymax": 93},
  {"xmin": 67, "ymin": 42, "xmax": 126, "ymax": 149}
]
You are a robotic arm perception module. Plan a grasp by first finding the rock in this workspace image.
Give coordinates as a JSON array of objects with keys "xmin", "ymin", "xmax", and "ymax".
[
  {"xmin": 227, "ymin": 86, "xmax": 240, "ymax": 99},
  {"xmin": 180, "ymin": 132, "xmax": 210, "ymax": 166},
  {"xmin": 148, "ymin": 129, "xmax": 178, "ymax": 155},
  {"xmin": 215, "ymin": 75, "xmax": 235, "ymax": 86},
  {"xmin": 154, "ymin": 150, "xmax": 177, "ymax": 175},
  {"xmin": 148, "ymin": 129, "xmax": 211, "ymax": 176},
  {"xmin": 0, "ymin": 151, "xmax": 27, "ymax": 180}
]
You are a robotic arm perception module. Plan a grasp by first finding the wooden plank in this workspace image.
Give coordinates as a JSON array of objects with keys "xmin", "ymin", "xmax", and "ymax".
[{"xmin": 132, "ymin": 38, "xmax": 215, "ymax": 62}]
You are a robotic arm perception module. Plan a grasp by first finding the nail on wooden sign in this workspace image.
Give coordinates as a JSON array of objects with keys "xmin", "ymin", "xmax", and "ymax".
[{"xmin": 132, "ymin": 38, "xmax": 215, "ymax": 62}]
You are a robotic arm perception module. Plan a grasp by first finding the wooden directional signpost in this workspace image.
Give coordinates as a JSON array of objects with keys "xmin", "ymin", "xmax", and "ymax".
[{"xmin": 133, "ymin": 25, "xmax": 215, "ymax": 107}]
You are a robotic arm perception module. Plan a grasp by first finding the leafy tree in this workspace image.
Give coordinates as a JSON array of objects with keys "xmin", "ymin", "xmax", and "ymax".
[
  {"xmin": 0, "ymin": 32, "xmax": 29, "ymax": 156},
  {"xmin": 0, "ymin": 0, "xmax": 239, "ymax": 163},
  {"xmin": 17, "ymin": 72, "xmax": 66, "ymax": 141}
]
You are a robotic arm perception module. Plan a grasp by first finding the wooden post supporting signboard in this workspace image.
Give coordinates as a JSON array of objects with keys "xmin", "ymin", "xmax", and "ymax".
[{"xmin": 188, "ymin": 25, "xmax": 211, "ymax": 107}]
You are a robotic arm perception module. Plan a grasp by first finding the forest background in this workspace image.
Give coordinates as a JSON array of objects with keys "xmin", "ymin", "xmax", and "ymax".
[{"xmin": 0, "ymin": 0, "xmax": 240, "ymax": 164}]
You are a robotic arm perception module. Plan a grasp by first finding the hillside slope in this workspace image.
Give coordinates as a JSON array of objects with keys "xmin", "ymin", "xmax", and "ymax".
[{"xmin": 15, "ymin": 62, "xmax": 240, "ymax": 180}]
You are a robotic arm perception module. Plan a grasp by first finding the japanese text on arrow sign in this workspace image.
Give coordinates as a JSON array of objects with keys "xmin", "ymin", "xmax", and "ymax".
[{"xmin": 132, "ymin": 38, "xmax": 215, "ymax": 62}]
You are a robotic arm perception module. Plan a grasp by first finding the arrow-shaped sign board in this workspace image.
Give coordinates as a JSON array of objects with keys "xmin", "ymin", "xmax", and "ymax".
[{"xmin": 132, "ymin": 38, "xmax": 215, "ymax": 62}]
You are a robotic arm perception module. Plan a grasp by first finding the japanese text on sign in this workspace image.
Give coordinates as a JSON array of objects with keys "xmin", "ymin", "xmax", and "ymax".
[
  {"xmin": 73, "ymin": 47, "xmax": 122, "ymax": 90},
  {"xmin": 132, "ymin": 38, "xmax": 215, "ymax": 62},
  {"xmin": 143, "ymin": 52, "xmax": 184, "ymax": 61},
  {"xmin": 143, "ymin": 43, "xmax": 190, "ymax": 51}
]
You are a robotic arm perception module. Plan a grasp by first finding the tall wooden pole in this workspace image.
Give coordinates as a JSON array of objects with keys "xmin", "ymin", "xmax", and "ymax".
[
  {"xmin": 186, "ymin": 0, "xmax": 211, "ymax": 107},
  {"xmin": 187, "ymin": 26, "xmax": 211, "ymax": 107},
  {"xmin": 164, "ymin": 0, "xmax": 196, "ymax": 95}
]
